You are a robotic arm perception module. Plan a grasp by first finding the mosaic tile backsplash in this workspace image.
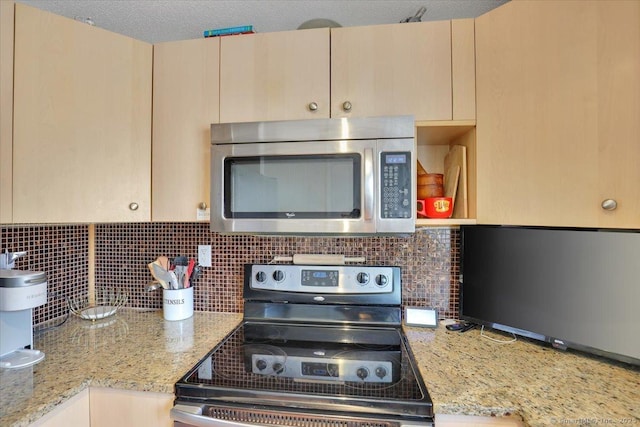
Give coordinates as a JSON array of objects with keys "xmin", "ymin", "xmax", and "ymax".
[
  {"xmin": 0, "ymin": 225, "xmax": 89, "ymax": 325},
  {"xmin": 2, "ymin": 223, "xmax": 460, "ymax": 326}
]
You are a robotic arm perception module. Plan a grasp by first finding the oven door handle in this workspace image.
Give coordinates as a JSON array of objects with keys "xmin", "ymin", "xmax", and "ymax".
[
  {"xmin": 172, "ymin": 403, "xmax": 432, "ymax": 427},
  {"xmin": 171, "ymin": 404, "xmax": 262, "ymax": 427}
]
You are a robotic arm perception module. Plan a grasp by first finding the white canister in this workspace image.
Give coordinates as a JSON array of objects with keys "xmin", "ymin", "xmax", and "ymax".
[{"xmin": 162, "ymin": 287, "xmax": 194, "ymax": 321}]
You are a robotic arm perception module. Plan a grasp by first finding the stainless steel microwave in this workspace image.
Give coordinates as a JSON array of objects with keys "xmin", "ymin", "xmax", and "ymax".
[{"xmin": 210, "ymin": 115, "xmax": 416, "ymax": 235}]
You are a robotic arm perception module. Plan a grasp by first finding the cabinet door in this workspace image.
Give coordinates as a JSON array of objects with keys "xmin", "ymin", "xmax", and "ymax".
[
  {"xmin": 29, "ymin": 388, "xmax": 90, "ymax": 427},
  {"xmin": 451, "ymin": 19, "xmax": 476, "ymax": 121},
  {"xmin": 89, "ymin": 387, "xmax": 173, "ymax": 427},
  {"xmin": 596, "ymin": 3, "xmax": 640, "ymax": 229},
  {"xmin": 331, "ymin": 21, "xmax": 452, "ymax": 120},
  {"xmin": 476, "ymin": 0, "xmax": 640, "ymax": 228},
  {"xmin": 152, "ymin": 38, "xmax": 219, "ymax": 221},
  {"xmin": 13, "ymin": 4, "xmax": 152, "ymax": 223},
  {"xmin": 0, "ymin": 0, "xmax": 14, "ymax": 224},
  {"xmin": 436, "ymin": 414, "xmax": 524, "ymax": 426},
  {"xmin": 220, "ymin": 28, "xmax": 330, "ymax": 123}
]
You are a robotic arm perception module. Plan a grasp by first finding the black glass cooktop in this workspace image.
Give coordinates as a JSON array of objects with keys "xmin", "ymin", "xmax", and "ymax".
[{"xmin": 175, "ymin": 321, "xmax": 433, "ymax": 419}]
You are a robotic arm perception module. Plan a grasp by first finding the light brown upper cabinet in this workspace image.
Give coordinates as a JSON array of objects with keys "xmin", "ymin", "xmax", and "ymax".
[
  {"xmin": 0, "ymin": 0, "xmax": 15, "ymax": 224},
  {"xmin": 332, "ymin": 20, "xmax": 475, "ymax": 121},
  {"xmin": 152, "ymin": 38, "xmax": 220, "ymax": 222},
  {"xmin": 412, "ymin": 19, "xmax": 477, "ymax": 226},
  {"xmin": 475, "ymin": 0, "xmax": 639, "ymax": 228},
  {"xmin": 450, "ymin": 19, "xmax": 476, "ymax": 121},
  {"xmin": 219, "ymin": 21, "xmax": 475, "ymax": 124},
  {"xmin": 12, "ymin": 4, "xmax": 152, "ymax": 223},
  {"xmin": 220, "ymin": 28, "xmax": 330, "ymax": 123}
]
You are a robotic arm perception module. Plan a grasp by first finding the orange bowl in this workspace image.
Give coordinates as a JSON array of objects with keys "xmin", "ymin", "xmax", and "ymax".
[
  {"xmin": 417, "ymin": 173, "xmax": 443, "ymax": 186},
  {"xmin": 417, "ymin": 197, "xmax": 453, "ymax": 218}
]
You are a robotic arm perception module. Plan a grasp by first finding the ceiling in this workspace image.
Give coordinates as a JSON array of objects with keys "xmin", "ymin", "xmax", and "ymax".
[{"xmin": 16, "ymin": 0, "xmax": 508, "ymax": 44}]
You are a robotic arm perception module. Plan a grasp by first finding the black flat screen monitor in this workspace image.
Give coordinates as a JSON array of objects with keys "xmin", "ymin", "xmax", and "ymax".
[{"xmin": 460, "ymin": 225, "xmax": 640, "ymax": 366}]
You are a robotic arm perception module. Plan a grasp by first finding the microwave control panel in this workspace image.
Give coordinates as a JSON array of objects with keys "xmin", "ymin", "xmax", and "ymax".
[{"xmin": 381, "ymin": 152, "xmax": 412, "ymax": 219}]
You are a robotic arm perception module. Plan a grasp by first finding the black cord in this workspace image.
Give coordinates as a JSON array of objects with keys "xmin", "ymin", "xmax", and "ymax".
[{"xmin": 34, "ymin": 293, "xmax": 71, "ymax": 335}]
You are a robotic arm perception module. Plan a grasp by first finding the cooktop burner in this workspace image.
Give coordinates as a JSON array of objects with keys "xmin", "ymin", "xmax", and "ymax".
[{"xmin": 175, "ymin": 321, "xmax": 432, "ymax": 419}]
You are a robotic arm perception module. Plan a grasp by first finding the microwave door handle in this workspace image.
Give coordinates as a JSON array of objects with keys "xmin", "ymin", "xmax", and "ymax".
[{"xmin": 364, "ymin": 148, "xmax": 374, "ymax": 221}]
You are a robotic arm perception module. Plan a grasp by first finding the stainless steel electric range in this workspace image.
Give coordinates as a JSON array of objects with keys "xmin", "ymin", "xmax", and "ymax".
[{"xmin": 172, "ymin": 264, "xmax": 433, "ymax": 427}]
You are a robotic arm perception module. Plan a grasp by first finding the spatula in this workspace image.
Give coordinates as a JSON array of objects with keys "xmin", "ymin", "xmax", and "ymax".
[{"xmin": 148, "ymin": 262, "xmax": 169, "ymax": 289}]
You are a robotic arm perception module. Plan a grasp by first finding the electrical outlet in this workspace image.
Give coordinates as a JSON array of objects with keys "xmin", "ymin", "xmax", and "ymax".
[{"xmin": 198, "ymin": 245, "xmax": 212, "ymax": 267}]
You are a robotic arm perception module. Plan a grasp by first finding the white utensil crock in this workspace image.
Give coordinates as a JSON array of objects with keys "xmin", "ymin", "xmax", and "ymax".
[{"xmin": 162, "ymin": 287, "xmax": 193, "ymax": 321}]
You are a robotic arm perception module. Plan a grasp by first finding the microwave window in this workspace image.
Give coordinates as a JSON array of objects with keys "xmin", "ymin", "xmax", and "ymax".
[{"xmin": 224, "ymin": 155, "xmax": 361, "ymax": 219}]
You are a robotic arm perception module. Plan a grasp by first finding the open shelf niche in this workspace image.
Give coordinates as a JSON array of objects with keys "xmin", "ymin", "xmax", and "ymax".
[{"xmin": 415, "ymin": 120, "xmax": 477, "ymax": 227}]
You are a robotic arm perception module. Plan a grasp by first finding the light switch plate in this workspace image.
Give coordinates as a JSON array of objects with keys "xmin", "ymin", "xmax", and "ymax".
[{"xmin": 404, "ymin": 307, "xmax": 438, "ymax": 328}]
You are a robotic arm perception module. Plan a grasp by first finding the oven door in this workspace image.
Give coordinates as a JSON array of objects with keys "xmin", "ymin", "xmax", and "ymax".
[
  {"xmin": 211, "ymin": 139, "xmax": 378, "ymax": 234},
  {"xmin": 171, "ymin": 403, "xmax": 432, "ymax": 427}
]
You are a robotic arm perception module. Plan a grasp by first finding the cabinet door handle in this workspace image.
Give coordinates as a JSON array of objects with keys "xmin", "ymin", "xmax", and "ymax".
[
  {"xmin": 342, "ymin": 101, "xmax": 352, "ymax": 112},
  {"xmin": 199, "ymin": 202, "xmax": 208, "ymax": 210},
  {"xmin": 601, "ymin": 199, "xmax": 618, "ymax": 211},
  {"xmin": 363, "ymin": 148, "xmax": 374, "ymax": 221},
  {"xmin": 308, "ymin": 102, "xmax": 318, "ymax": 111},
  {"xmin": 129, "ymin": 202, "xmax": 139, "ymax": 211}
]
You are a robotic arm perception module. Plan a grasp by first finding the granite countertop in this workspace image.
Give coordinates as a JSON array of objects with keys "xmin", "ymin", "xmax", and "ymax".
[
  {"xmin": 0, "ymin": 310, "xmax": 243, "ymax": 427},
  {"xmin": 404, "ymin": 325, "xmax": 640, "ymax": 426},
  {"xmin": 1, "ymin": 311, "xmax": 639, "ymax": 427}
]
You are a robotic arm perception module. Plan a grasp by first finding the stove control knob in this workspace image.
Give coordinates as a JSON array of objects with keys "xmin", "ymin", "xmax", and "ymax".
[
  {"xmin": 356, "ymin": 367, "xmax": 369, "ymax": 380},
  {"xmin": 375, "ymin": 366, "xmax": 387, "ymax": 379},
  {"xmin": 375, "ymin": 274, "xmax": 388, "ymax": 287},
  {"xmin": 256, "ymin": 359, "xmax": 268, "ymax": 371},
  {"xmin": 255, "ymin": 271, "xmax": 267, "ymax": 283},
  {"xmin": 356, "ymin": 272, "xmax": 369, "ymax": 285},
  {"xmin": 272, "ymin": 362, "xmax": 284, "ymax": 375},
  {"xmin": 272, "ymin": 270, "xmax": 285, "ymax": 282}
]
